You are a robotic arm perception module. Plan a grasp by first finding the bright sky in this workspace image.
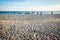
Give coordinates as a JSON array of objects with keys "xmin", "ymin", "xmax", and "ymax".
[{"xmin": 0, "ymin": 0, "xmax": 60, "ymax": 11}]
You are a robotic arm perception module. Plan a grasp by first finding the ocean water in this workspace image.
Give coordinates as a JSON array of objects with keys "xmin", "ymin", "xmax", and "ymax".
[
  {"xmin": 0, "ymin": 11, "xmax": 60, "ymax": 14},
  {"xmin": 0, "ymin": 11, "xmax": 25, "ymax": 14}
]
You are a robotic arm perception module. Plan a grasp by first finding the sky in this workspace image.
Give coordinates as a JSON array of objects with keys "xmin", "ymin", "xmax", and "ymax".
[{"xmin": 0, "ymin": 0, "xmax": 60, "ymax": 11}]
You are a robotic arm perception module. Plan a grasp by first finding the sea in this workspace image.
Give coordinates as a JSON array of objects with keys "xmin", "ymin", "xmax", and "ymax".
[{"xmin": 0, "ymin": 11, "xmax": 60, "ymax": 14}]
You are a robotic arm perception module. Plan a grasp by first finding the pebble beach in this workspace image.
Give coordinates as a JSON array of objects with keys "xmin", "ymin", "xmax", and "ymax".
[{"xmin": 0, "ymin": 14, "xmax": 60, "ymax": 40}]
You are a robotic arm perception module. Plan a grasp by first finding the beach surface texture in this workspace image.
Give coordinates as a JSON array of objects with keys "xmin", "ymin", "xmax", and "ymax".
[{"xmin": 0, "ymin": 14, "xmax": 60, "ymax": 40}]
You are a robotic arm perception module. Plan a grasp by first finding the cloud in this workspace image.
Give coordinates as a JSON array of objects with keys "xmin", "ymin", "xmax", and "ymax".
[
  {"xmin": 0, "ymin": 0, "xmax": 60, "ymax": 11},
  {"xmin": 24, "ymin": 0, "xmax": 60, "ymax": 5},
  {"xmin": 0, "ymin": 0, "xmax": 60, "ymax": 6},
  {"xmin": 0, "ymin": 4, "xmax": 60, "ymax": 11}
]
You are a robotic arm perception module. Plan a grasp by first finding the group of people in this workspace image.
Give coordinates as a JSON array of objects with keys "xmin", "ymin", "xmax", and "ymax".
[
  {"xmin": 24, "ymin": 11, "xmax": 53, "ymax": 15},
  {"xmin": 13, "ymin": 11, "xmax": 53, "ymax": 15}
]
